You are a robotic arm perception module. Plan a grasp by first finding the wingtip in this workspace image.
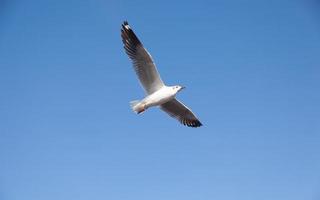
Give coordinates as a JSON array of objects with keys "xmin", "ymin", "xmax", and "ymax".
[
  {"xmin": 191, "ymin": 121, "xmax": 203, "ymax": 128},
  {"xmin": 182, "ymin": 119, "xmax": 203, "ymax": 128},
  {"xmin": 122, "ymin": 21, "xmax": 130, "ymax": 30}
]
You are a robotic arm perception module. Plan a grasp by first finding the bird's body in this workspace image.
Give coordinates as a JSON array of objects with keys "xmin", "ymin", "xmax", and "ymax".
[
  {"xmin": 131, "ymin": 85, "xmax": 184, "ymax": 114},
  {"xmin": 121, "ymin": 21, "xmax": 203, "ymax": 127}
]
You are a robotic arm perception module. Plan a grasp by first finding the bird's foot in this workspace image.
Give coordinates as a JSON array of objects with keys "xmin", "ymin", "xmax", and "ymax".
[
  {"xmin": 137, "ymin": 104, "xmax": 147, "ymax": 114},
  {"xmin": 137, "ymin": 108, "xmax": 145, "ymax": 114}
]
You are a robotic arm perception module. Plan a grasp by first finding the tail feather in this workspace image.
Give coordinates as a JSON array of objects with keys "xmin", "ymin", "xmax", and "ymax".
[
  {"xmin": 130, "ymin": 100, "xmax": 141, "ymax": 113},
  {"xmin": 130, "ymin": 100, "xmax": 146, "ymax": 114}
]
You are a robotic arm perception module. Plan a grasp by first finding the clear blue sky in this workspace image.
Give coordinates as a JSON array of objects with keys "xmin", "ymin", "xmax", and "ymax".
[{"xmin": 1, "ymin": 0, "xmax": 320, "ymax": 199}]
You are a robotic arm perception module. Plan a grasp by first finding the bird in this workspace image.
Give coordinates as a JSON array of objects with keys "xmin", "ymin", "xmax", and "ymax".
[{"xmin": 121, "ymin": 21, "xmax": 202, "ymax": 128}]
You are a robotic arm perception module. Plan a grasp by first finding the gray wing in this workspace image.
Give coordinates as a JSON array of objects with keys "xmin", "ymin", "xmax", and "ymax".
[
  {"xmin": 160, "ymin": 99, "xmax": 202, "ymax": 128},
  {"xmin": 121, "ymin": 21, "xmax": 164, "ymax": 94}
]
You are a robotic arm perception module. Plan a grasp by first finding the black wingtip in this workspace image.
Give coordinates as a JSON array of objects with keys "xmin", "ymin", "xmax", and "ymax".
[
  {"xmin": 121, "ymin": 21, "xmax": 142, "ymax": 48},
  {"xmin": 182, "ymin": 119, "xmax": 203, "ymax": 128},
  {"xmin": 190, "ymin": 120, "xmax": 203, "ymax": 128},
  {"xmin": 121, "ymin": 21, "xmax": 129, "ymax": 31}
]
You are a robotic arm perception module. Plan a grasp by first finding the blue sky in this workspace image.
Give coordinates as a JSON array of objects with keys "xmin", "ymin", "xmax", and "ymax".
[{"xmin": 1, "ymin": 0, "xmax": 320, "ymax": 199}]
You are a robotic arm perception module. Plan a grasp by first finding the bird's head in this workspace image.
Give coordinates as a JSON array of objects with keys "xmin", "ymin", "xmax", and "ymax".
[{"xmin": 172, "ymin": 85, "xmax": 186, "ymax": 93}]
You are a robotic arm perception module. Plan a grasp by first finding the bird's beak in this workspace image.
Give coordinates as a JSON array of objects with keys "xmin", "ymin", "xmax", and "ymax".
[{"xmin": 181, "ymin": 86, "xmax": 186, "ymax": 90}]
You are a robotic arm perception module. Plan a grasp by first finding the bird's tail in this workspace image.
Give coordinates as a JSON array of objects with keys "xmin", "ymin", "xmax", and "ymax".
[{"xmin": 130, "ymin": 100, "xmax": 145, "ymax": 114}]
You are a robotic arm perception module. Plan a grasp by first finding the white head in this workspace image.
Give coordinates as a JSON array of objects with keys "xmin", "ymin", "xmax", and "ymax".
[{"xmin": 171, "ymin": 85, "xmax": 186, "ymax": 93}]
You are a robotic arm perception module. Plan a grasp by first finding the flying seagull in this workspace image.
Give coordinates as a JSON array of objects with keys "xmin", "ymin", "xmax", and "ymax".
[{"xmin": 121, "ymin": 21, "xmax": 202, "ymax": 127}]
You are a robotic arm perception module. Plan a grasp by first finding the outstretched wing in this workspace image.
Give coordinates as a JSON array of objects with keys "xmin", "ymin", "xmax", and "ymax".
[
  {"xmin": 121, "ymin": 21, "xmax": 164, "ymax": 94},
  {"xmin": 160, "ymin": 99, "xmax": 202, "ymax": 128}
]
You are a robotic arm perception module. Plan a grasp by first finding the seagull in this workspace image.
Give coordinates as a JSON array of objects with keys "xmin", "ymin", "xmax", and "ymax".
[{"xmin": 121, "ymin": 21, "xmax": 202, "ymax": 127}]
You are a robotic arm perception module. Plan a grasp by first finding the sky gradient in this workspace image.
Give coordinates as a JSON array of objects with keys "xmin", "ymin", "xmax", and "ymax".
[{"xmin": 1, "ymin": 0, "xmax": 320, "ymax": 200}]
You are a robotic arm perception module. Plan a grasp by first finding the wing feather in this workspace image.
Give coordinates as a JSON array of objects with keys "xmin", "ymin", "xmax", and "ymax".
[
  {"xmin": 121, "ymin": 21, "xmax": 164, "ymax": 94},
  {"xmin": 160, "ymin": 99, "xmax": 202, "ymax": 128}
]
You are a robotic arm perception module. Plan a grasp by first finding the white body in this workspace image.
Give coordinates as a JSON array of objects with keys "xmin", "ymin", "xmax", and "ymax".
[
  {"xmin": 131, "ymin": 86, "xmax": 182, "ymax": 113},
  {"xmin": 143, "ymin": 86, "xmax": 176, "ymax": 107}
]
